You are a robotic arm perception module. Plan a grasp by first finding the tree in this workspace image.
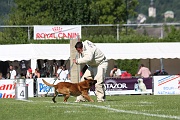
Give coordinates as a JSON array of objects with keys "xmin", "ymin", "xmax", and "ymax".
[
  {"xmin": 2, "ymin": 0, "xmax": 139, "ymax": 42},
  {"xmin": 0, "ymin": 0, "xmax": 14, "ymax": 25},
  {"xmin": 90, "ymin": 0, "xmax": 138, "ymax": 24},
  {"xmin": 5, "ymin": 0, "xmax": 138, "ymax": 25},
  {"xmin": 5, "ymin": 0, "xmax": 92, "ymax": 25}
]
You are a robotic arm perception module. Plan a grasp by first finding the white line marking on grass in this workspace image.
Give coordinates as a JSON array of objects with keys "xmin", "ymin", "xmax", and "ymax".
[
  {"xmin": 62, "ymin": 102, "xmax": 180, "ymax": 120},
  {"xmin": 31, "ymin": 100, "xmax": 180, "ymax": 119},
  {"xmin": 46, "ymin": 106, "xmax": 81, "ymax": 108},
  {"xmin": 15, "ymin": 99, "xmax": 33, "ymax": 102}
]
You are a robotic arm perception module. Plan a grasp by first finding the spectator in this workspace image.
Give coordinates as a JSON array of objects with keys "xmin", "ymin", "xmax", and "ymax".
[
  {"xmin": 33, "ymin": 68, "xmax": 41, "ymax": 78},
  {"xmin": 121, "ymin": 71, "xmax": 132, "ymax": 79},
  {"xmin": 26, "ymin": 66, "xmax": 32, "ymax": 79},
  {"xmin": 9, "ymin": 65, "xmax": 16, "ymax": 79},
  {"xmin": 56, "ymin": 65, "xmax": 69, "ymax": 80},
  {"xmin": 52, "ymin": 60, "xmax": 58, "ymax": 77},
  {"xmin": 33, "ymin": 68, "xmax": 40, "ymax": 97},
  {"xmin": 0, "ymin": 72, "xmax": 5, "ymax": 80},
  {"xmin": 153, "ymin": 70, "xmax": 161, "ymax": 76},
  {"xmin": 159, "ymin": 69, "xmax": 168, "ymax": 75},
  {"xmin": 19, "ymin": 60, "xmax": 27, "ymax": 77},
  {"xmin": 137, "ymin": 64, "xmax": 151, "ymax": 78},
  {"xmin": 110, "ymin": 65, "xmax": 122, "ymax": 77},
  {"xmin": 153, "ymin": 69, "xmax": 168, "ymax": 76},
  {"xmin": 14, "ymin": 66, "xmax": 21, "ymax": 78}
]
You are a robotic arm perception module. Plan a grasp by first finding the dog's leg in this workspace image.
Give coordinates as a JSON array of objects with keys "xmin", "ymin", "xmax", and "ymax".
[
  {"xmin": 63, "ymin": 94, "xmax": 70, "ymax": 102},
  {"xmin": 83, "ymin": 94, "xmax": 94, "ymax": 102},
  {"xmin": 81, "ymin": 91, "xmax": 94, "ymax": 102},
  {"xmin": 52, "ymin": 90, "xmax": 58, "ymax": 103}
]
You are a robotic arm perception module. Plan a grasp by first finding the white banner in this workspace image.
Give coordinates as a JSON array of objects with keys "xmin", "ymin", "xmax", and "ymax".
[
  {"xmin": 34, "ymin": 25, "xmax": 81, "ymax": 40},
  {"xmin": 154, "ymin": 75, "xmax": 180, "ymax": 95},
  {"xmin": 37, "ymin": 78, "xmax": 71, "ymax": 95},
  {"xmin": 0, "ymin": 79, "xmax": 34, "ymax": 98}
]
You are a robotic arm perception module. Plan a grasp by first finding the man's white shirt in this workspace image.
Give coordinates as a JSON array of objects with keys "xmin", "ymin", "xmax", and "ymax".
[
  {"xmin": 10, "ymin": 70, "xmax": 16, "ymax": 79},
  {"xmin": 57, "ymin": 69, "xmax": 69, "ymax": 80}
]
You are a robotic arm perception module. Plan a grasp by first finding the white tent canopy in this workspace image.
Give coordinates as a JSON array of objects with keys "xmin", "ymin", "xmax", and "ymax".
[
  {"xmin": 96, "ymin": 42, "xmax": 180, "ymax": 60},
  {"xmin": 1, "ymin": 42, "xmax": 180, "ymax": 74},
  {"xmin": 1, "ymin": 42, "xmax": 180, "ymax": 61},
  {"xmin": 0, "ymin": 44, "xmax": 70, "ymax": 61}
]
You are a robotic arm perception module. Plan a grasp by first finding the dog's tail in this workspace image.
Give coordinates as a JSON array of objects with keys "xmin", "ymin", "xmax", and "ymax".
[{"xmin": 42, "ymin": 79, "xmax": 55, "ymax": 87}]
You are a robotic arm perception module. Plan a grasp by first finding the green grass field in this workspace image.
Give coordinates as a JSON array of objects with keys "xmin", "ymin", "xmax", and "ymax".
[{"xmin": 0, "ymin": 95, "xmax": 180, "ymax": 120}]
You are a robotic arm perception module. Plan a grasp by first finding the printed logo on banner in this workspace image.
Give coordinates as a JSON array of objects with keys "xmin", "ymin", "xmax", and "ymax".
[
  {"xmin": 154, "ymin": 75, "xmax": 180, "ymax": 95},
  {"xmin": 0, "ymin": 83, "xmax": 15, "ymax": 98},
  {"xmin": 0, "ymin": 79, "xmax": 33, "ymax": 98},
  {"xmin": 34, "ymin": 25, "xmax": 81, "ymax": 40},
  {"xmin": 39, "ymin": 83, "xmax": 53, "ymax": 93},
  {"xmin": 105, "ymin": 79, "xmax": 127, "ymax": 91},
  {"xmin": 158, "ymin": 75, "xmax": 180, "ymax": 86}
]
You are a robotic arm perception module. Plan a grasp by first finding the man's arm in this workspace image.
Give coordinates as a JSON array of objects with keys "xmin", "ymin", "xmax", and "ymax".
[{"xmin": 110, "ymin": 70, "xmax": 114, "ymax": 77}]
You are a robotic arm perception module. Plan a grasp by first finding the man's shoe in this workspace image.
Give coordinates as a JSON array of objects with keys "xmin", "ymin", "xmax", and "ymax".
[
  {"xmin": 74, "ymin": 99, "xmax": 86, "ymax": 102},
  {"xmin": 97, "ymin": 99, "xmax": 105, "ymax": 102}
]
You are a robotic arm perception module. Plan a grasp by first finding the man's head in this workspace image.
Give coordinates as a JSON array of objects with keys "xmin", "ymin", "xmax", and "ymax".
[
  {"xmin": 62, "ymin": 65, "xmax": 66, "ymax": 70},
  {"xmin": 140, "ymin": 64, "xmax": 144, "ymax": 67},
  {"xmin": 113, "ymin": 65, "xmax": 118, "ymax": 71},
  {"xmin": 9, "ymin": 65, "xmax": 13, "ymax": 70},
  {"xmin": 75, "ymin": 42, "xmax": 83, "ymax": 53}
]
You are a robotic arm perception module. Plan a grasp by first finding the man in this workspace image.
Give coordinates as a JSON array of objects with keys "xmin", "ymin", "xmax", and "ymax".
[
  {"xmin": 137, "ymin": 64, "xmax": 151, "ymax": 78},
  {"xmin": 56, "ymin": 65, "xmax": 70, "ymax": 80},
  {"xmin": 19, "ymin": 60, "xmax": 27, "ymax": 77},
  {"xmin": 73, "ymin": 40, "xmax": 108, "ymax": 102},
  {"xmin": 9, "ymin": 65, "xmax": 16, "ymax": 79},
  {"xmin": 0, "ymin": 72, "xmax": 5, "ymax": 80},
  {"xmin": 110, "ymin": 65, "xmax": 121, "ymax": 77}
]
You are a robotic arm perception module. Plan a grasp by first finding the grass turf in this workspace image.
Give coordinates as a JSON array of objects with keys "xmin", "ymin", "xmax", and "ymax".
[{"xmin": 0, "ymin": 95, "xmax": 180, "ymax": 120}]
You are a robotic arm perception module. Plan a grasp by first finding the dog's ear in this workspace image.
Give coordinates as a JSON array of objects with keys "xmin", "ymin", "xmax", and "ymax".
[
  {"xmin": 94, "ymin": 80, "xmax": 97, "ymax": 84},
  {"xmin": 84, "ymin": 76, "xmax": 93, "ymax": 80},
  {"xmin": 89, "ymin": 80, "xmax": 97, "ymax": 86}
]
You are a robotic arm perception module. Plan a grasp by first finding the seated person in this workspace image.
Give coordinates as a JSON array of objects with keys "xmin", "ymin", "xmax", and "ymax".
[
  {"xmin": 154, "ymin": 69, "xmax": 168, "ymax": 76},
  {"xmin": 121, "ymin": 71, "xmax": 132, "ymax": 79},
  {"xmin": 153, "ymin": 70, "xmax": 161, "ymax": 76},
  {"xmin": 110, "ymin": 65, "xmax": 121, "ymax": 77},
  {"xmin": 137, "ymin": 64, "xmax": 151, "ymax": 78},
  {"xmin": 159, "ymin": 69, "xmax": 168, "ymax": 75}
]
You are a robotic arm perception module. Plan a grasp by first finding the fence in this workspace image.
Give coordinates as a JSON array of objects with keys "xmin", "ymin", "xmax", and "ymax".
[{"xmin": 0, "ymin": 23, "xmax": 180, "ymax": 42}]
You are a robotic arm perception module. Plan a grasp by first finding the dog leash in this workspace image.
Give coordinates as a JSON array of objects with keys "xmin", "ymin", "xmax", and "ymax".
[{"xmin": 45, "ymin": 53, "xmax": 79, "ymax": 96}]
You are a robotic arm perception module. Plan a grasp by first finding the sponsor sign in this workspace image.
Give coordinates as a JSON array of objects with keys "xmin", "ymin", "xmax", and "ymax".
[
  {"xmin": 154, "ymin": 75, "xmax": 180, "ymax": 95},
  {"xmin": 90, "ymin": 77, "xmax": 153, "ymax": 95},
  {"xmin": 0, "ymin": 79, "xmax": 34, "ymax": 98},
  {"xmin": 34, "ymin": 25, "xmax": 81, "ymax": 40}
]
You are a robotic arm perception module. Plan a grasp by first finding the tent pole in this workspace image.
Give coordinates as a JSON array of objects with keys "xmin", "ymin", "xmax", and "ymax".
[{"xmin": 160, "ymin": 58, "xmax": 164, "ymax": 71}]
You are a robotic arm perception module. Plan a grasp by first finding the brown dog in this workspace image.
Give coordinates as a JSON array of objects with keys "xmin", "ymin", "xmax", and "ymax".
[{"xmin": 42, "ymin": 77, "xmax": 97, "ymax": 103}]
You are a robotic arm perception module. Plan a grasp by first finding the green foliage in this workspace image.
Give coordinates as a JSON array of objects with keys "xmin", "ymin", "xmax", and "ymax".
[
  {"xmin": 0, "ymin": 0, "xmax": 139, "ymax": 41},
  {"xmin": 115, "ymin": 59, "xmax": 140, "ymax": 76},
  {"xmin": 164, "ymin": 25, "xmax": 180, "ymax": 42},
  {"xmin": 0, "ymin": 0, "xmax": 14, "ymax": 25},
  {"xmin": 90, "ymin": 0, "xmax": 138, "ymax": 24}
]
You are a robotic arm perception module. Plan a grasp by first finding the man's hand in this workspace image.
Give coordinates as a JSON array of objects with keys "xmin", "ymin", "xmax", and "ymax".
[
  {"xmin": 73, "ymin": 59, "xmax": 78, "ymax": 64},
  {"xmin": 113, "ymin": 68, "xmax": 117, "ymax": 71}
]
